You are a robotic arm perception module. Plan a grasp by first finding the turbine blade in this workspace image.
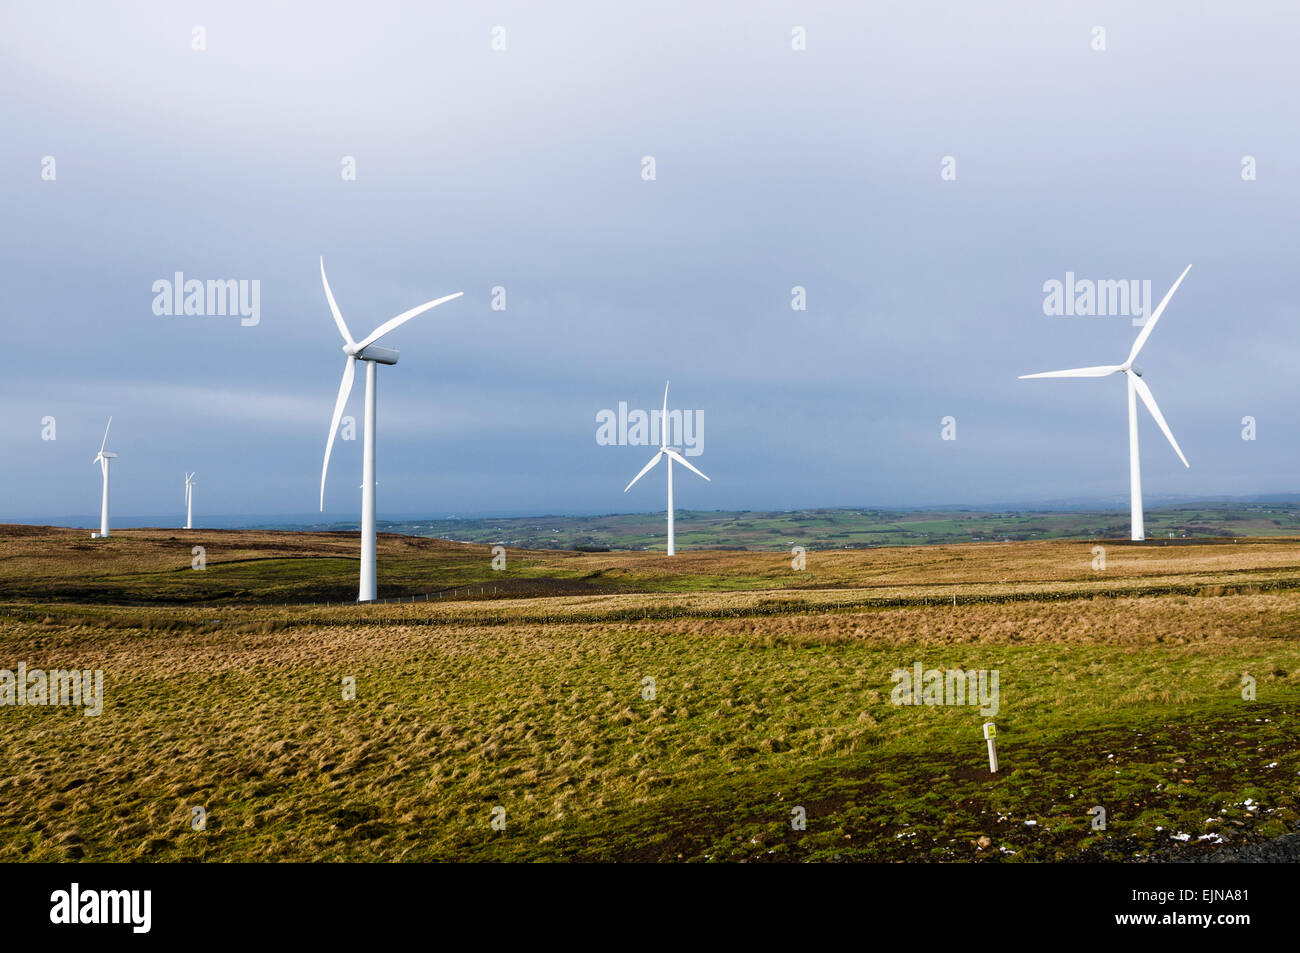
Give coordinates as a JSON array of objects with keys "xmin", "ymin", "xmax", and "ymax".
[
  {"xmin": 1018, "ymin": 365, "xmax": 1124, "ymax": 379},
  {"xmin": 665, "ymin": 448, "xmax": 710, "ymax": 481},
  {"xmin": 661, "ymin": 380, "xmax": 669, "ymax": 447},
  {"xmin": 320, "ymin": 356, "xmax": 357, "ymax": 510},
  {"xmin": 1132, "ymin": 375, "xmax": 1189, "ymax": 468},
  {"xmin": 355, "ymin": 292, "xmax": 464, "ymax": 351},
  {"xmin": 1127, "ymin": 264, "xmax": 1192, "ymax": 366},
  {"xmin": 320, "ymin": 257, "xmax": 356, "ymax": 348},
  {"xmin": 99, "ymin": 416, "xmax": 112, "ymax": 454},
  {"xmin": 623, "ymin": 450, "xmax": 664, "ymax": 492}
]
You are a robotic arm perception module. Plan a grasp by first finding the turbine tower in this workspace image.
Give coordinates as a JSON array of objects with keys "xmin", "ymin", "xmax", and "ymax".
[
  {"xmin": 624, "ymin": 381, "xmax": 710, "ymax": 555},
  {"xmin": 92, "ymin": 417, "xmax": 117, "ymax": 539},
  {"xmin": 318, "ymin": 257, "xmax": 463, "ymax": 602},
  {"xmin": 184, "ymin": 472, "xmax": 196, "ymax": 530},
  {"xmin": 1020, "ymin": 264, "xmax": 1192, "ymax": 541}
]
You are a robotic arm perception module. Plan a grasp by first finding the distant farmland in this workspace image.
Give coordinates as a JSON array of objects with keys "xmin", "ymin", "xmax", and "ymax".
[{"xmin": 280, "ymin": 501, "xmax": 1300, "ymax": 552}]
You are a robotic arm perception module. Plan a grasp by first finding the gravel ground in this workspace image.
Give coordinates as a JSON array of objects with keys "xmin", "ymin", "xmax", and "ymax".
[{"xmin": 1184, "ymin": 831, "xmax": 1300, "ymax": 863}]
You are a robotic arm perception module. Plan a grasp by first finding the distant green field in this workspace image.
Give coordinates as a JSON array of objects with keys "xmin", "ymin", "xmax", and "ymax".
[{"xmin": 289, "ymin": 502, "xmax": 1300, "ymax": 552}]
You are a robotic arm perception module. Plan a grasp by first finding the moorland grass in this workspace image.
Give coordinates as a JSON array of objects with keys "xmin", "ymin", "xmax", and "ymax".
[{"xmin": 0, "ymin": 528, "xmax": 1297, "ymax": 861}]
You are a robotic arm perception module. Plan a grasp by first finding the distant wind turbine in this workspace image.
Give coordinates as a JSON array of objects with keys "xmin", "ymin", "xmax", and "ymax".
[
  {"xmin": 624, "ymin": 381, "xmax": 710, "ymax": 555},
  {"xmin": 317, "ymin": 257, "xmax": 463, "ymax": 602},
  {"xmin": 92, "ymin": 417, "xmax": 117, "ymax": 539},
  {"xmin": 1020, "ymin": 264, "xmax": 1192, "ymax": 541},
  {"xmin": 184, "ymin": 472, "xmax": 196, "ymax": 530}
]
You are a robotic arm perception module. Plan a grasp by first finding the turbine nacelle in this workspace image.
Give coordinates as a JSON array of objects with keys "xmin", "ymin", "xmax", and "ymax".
[
  {"xmin": 93, "ymin": 417, "xmax": 115, "ymax": 464},
  {"xmin": 351, "ymin": 344, "xmax": 400, "ymax": 365}
]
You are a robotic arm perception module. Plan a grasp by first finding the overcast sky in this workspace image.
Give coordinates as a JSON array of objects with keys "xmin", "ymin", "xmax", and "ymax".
[{"xmin": 1, "ymin": 1, "xmax": 1296, "ymax": 524}]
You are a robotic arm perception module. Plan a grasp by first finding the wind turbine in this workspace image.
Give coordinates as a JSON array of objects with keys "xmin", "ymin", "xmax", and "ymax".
[
  {"xmin": 92, "ymin": 417, "xmax": 117, "ymax": 539},
  {"xmin": 623, "ymin": 381, "xmax": 710, "ymax": 555},
  {"xmin": 184, "ymin": 472, "xmax": 196, "ymax": 530},
  {"xmin": 317, "ymin": 257, "xmax": 463, "ymax": 602},
  {"xmin": 1020, "ymin": 264, "xmax": 1192, "ymax": 541}
]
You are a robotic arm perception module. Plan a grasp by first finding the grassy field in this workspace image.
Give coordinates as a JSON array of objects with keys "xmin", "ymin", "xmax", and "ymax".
[{"xmin": 1, "ymin": 526, "xmax": 1298, "ymax": 862}]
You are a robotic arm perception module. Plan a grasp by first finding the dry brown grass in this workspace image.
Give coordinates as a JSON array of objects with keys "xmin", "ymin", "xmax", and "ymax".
[{"xmin": 6, "ymin": 525, "xmax": 1300, "ymax": 602}]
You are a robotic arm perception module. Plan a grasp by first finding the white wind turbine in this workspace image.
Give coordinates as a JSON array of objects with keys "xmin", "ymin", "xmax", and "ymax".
[
  {"xmin": 1020, "ymin": 264, "xmax": 1192, "ymax": 541},
  {"xmin": 184, "ymin": 472, "xmax": 196, "ymax": 530},
  {"xmin": 624, "ymin": 381, "xmax": 710, "ymax": 555},
  {"xmin": 318, "ymin": 257, "xmax": 463, "ymax": 602},
  {"xmin": 92, "ymin": 417, "xmax": 117, "ymax": 539}
]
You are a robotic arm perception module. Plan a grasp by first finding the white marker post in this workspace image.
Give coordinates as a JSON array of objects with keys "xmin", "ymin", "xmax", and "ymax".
[{"xmin": 983, "ymin": 722, "xmax": 999, "ymax": 773}]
